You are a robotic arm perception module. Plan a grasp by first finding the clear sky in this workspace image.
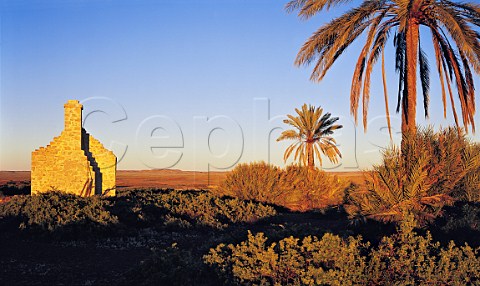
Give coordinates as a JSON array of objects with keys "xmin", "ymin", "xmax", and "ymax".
[{"xmin": 1, "ymin": 0, "xmax": 479, "ymax": 171}]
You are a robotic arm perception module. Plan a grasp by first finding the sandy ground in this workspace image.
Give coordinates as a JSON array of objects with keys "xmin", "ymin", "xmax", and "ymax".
[{"xmin": 0, "ymin": 169, "xmax": 366, "ymax": 190}]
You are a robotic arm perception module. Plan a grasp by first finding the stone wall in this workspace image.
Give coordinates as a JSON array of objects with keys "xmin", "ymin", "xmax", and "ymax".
[{"xmin": 31, "ymin": 100, "xmax": 116, "ymax": 196}]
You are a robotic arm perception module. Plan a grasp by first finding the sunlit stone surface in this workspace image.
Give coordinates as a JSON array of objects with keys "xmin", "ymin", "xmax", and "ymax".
[{"xmin": 31, "ymin": 100, "xmax": 116, "ymax": 196}]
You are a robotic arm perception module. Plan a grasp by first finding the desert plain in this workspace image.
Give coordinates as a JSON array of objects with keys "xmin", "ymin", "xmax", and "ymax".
[{"xmin": 0, "ymin": 169, "xmax": 366, "ymax": 190}]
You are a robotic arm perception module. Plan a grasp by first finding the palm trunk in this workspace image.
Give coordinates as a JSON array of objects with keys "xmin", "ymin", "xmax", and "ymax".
[
  {"xmin": 307, "ymin": 142, "xmax": 314, "ymax": 170},
  {"xmin": 402, "ymin": 18, "xmax": 419, "ymax": 141}
]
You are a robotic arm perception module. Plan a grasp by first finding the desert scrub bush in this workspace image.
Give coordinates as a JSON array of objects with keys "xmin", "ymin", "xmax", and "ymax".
[
  {"xmin": 0, "ymin": 191, "xmax": 117, "ymax": 232},
  {"xmin": 205, "ymin": 215, "xmax": 480, "ymax": 285},
  {"xmin": 431, "ymin": 202, "xmax": 480, "ymax": 247},
  {"xmin": 221, "ymin": 162, "xmax": 348, "ymax": 211},
  {"xmin": 0, "ymin": 181, "xmax": 31, "ymax": 196},
  {"xmin": 441, "ymin": 203, "xmax": 480, "ymax": 233},
  {"xmin": 280, "ymin": 165, "xmax": 348, "ymax": 211},
  {"xmin": 204, "ymin": 231, "xmax": 368, "ymax": 285},
  {"xmin": 221, "ymin": 162, "xmax": 284, "ymax": 202},
  {"xmin": 346, "ymin": 127, "xmax": 480, "ymax": 225},
  {"xmin": 114, "ymin": 189, "xmax": 276, "ymax": 229},
  {"xmin": 367, "ymin": 214, "xmax": 480, "ymax": 285}
]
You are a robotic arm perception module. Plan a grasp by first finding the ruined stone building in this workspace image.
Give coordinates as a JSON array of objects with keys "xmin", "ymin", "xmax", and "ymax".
[{"xmin": 31, "ymin": 100, "xmax": 116, "ymax": 196}]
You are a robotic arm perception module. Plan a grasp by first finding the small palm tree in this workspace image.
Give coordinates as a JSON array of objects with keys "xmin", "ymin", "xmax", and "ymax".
[
  {"xmin": 345, "ymin": 127, "xmax": 480, "ymax": 225},
  {"xmin": 277, "ymin": 104, "xmax": 342, "ymax": 169}
]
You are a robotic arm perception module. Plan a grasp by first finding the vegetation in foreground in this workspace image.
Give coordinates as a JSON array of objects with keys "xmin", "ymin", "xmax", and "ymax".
[
  {"xmin": 1, "ymin": 160, "xmax": 480, "ymax": 285},
  {"xmin": 205, "ymin": 215, "xmax": 480, "ymax": 285},
  {"xmin": 0, "ymin": 189, "xmax": 276, "ymax": 234}
]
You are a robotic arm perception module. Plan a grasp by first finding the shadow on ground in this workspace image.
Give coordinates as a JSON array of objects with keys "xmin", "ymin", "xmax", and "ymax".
[{"xmin": 0, "ymin": 188, "xmax": 478, "ymax": 285}]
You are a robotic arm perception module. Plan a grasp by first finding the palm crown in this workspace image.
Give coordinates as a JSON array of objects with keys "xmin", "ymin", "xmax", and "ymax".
[
  {"xmin": 287, "ymin": 0, "xmax": 480, "ymax": 136},
  {"xmin": 277, "ymin": 104, "xmax": 342, "ymax": 168}
]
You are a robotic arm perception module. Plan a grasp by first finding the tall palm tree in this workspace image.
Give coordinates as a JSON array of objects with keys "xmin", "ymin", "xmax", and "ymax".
[
  {"xmin": 277, "ymin": 104, "xmax": 343, "ymax": 169},
  {"xmin": 287, "ymin": 0, "xmax": 479, "ymax": 137}
]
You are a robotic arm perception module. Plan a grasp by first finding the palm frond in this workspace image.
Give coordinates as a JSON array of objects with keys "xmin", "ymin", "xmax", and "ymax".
[
  {"xmin": 295, "ymin": 1, "xmax": 384, "ymax": 80},
  {"xmin": 286, "ymin": 0, "xmax": 355, "ymax": 18},
  {"xmin": 277, "ymin": 130, "xmax": 300, "ymax": 142},
  {"xmin": 431, "ymin": 30, "xmax": 448, "ymax": 118},
  {"xmin": 418, "ymin": 43, "xmax": 430, "ymax": 118},
  {"xmin": 381, "ymin": 47, "xmax": 393, "ymax": 140},
  {"xmin": 434, "ymin": 3, "xmax": 480, "ymax": 73},
  {"xmin": 362, "ymin": 21, "xmax": 393, "ymax": 130},
  {"xmin": 394, "ymin": 31, "xmax": 406, "ymax": 113}
]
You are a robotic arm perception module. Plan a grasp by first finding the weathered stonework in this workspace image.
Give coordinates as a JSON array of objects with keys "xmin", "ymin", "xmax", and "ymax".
[{"xmin": 31, "ymin": 100, "xmax": 116, "ymax": 196}]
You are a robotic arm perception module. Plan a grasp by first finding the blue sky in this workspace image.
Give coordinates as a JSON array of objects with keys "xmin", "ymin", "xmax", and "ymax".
[{"xmin": 1, "ymin": 0, "xmax": 479, "ymax": 171}]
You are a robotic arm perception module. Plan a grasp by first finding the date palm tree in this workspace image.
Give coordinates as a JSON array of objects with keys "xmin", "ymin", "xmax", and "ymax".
[
  {"xmin": 287, "ymin": 0, "xmax": 480, "ymax": 138},
  {"xmin": 277, "ymin": 104, "xmax": 342, "ymax": 169}
]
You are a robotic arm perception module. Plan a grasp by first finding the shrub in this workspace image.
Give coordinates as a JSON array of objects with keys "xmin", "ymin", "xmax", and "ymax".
[
  {"xmin": 346, "ymin": 127, "xmax": 480, "ymax": 225},
  {"xmin": 367, "ymin": 214, "xmax": 480, "ymax": 285},
  {"xmin": 0, "ymin": 181, "xmax": 31, "ymax": 196},
  {"xmin": 114, "ymin": 189, "xmax": 277, "ymax": 229},
  {"xmin": 431, "ymin": 202, "xmax": 480, "ymax": 247},
  {"xmin": 441, "ymin": 203, "xmax": 480, "ymax": 233},
  {"xmin": 205, "ymin": 215, "xmax": 480, "ymax": 285},
  {"xmin": 0, "ymin": 191, "xmax": 117, "ymax": 232},
  {"xmin": 204, "ymin": 231, "xmax": 367, "ymax": 285},
  {"xmin": 220, "ymin": 162, "xmax": 284, "ymax": 202},
  {"xmin": 0, "ymin": 189, "xmax": 276, "ymax": 234},
  {"xmin": 221, "ymin": 162, "xmax": 348, "ymax": 211},
  {"xmin": 280, "ymin": 165, "xmax": 348, "ymax": 211}
]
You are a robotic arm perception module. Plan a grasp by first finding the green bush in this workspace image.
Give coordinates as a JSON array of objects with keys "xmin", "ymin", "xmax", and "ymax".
[
  {"xmin": 0, "ymin": 189, "xmax": 276, "ymax": 234},
  {"xmin": 0, "ymin": 191, "xmax": 117, "ymax": 232},
  {"xmin": 114, "ymin": 189, "xmax": 277, "ymax": 229},
  {"xmin": 367, "ymin": 214, "xmax": 480, "ymax": 285},
  {"xmin": 204, "ymin": 215, "xmax": 480, "ymax": 285},
  {"xmin": 221, "ymin": 162, "xmax": 348, "ymax": 211},
  {"xmin": 346, "ymin": 127, "xmax": 480, "ymax": 225},
  {"xmin": 204, "ymin": 231, "xmax": 367, "ymax": 285}
]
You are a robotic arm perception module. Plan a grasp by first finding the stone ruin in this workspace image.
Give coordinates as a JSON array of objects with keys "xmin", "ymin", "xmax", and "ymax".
[{"xmin": 31, "ymin": 100, "xmax": 116, "ymax": 196}]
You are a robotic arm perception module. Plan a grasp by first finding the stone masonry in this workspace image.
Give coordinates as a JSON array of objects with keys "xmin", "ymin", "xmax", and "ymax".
[{"xmin": 31, "ymin": 100, "xmax": 116, "ymax": 196}]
